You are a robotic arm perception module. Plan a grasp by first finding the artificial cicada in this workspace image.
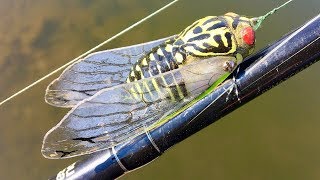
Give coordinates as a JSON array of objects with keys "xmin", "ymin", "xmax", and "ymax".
[{"xmin": 42, "ymin": 12, "xmax": 258, "ymax": 158}]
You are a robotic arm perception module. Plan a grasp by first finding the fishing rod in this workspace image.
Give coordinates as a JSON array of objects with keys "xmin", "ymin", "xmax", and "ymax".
[{"xmin": 50, "ymin": 12, "xmax": 320, "ymax": 180}]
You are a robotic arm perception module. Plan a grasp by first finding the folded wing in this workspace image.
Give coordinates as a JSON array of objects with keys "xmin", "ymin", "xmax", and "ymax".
[{"xmin": 42, "ymin": 56, "xmax": 234, "ymax": 159}]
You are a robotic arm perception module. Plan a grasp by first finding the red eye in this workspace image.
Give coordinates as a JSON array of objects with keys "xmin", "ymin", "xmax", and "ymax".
[{"xmin": 242, "ymin": 27, "xmax": 255, "ymax": 46}]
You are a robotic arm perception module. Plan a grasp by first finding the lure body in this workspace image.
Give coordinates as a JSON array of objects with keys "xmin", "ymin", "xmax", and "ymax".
[
  {"xmin": 42, "ymin": 12, "xmax": 256, "ymax": 159},
  {"xmin": 123, "ymin": 14, "xmax": 254, "ymax": 102}
]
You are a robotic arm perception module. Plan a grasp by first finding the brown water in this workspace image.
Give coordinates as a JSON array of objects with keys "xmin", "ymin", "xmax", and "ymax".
[{"xmin": 0, "ymin": 0, "xmax": 319, "ymax": 179}]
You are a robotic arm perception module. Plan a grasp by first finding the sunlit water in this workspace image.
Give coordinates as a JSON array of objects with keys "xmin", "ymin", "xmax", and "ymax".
[{"xmin": 0, "ymin": 0, "xmax": 319, "ymax": 179}]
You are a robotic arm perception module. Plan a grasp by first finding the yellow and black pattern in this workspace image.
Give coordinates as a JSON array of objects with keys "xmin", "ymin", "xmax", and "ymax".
[
  {"xmin": 126, "ymin": 39, "xmax": 188, "ymax": 101},
  {"xmin": 126, "ymin": 12, "xmax": 255, "ymax": 101},
  {"xmin": 172, "ymin": 16, "xmax": 236, "ymax": 58}
]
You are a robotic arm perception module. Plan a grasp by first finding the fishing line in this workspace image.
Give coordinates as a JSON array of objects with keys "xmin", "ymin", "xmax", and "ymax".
[
  {"xmin": 253, "ymin": 0, "xmax": 293, "ymax": 30},
  {"xmin": 0, "ymin": 0, "xmax": 179, "ymax": 106}
]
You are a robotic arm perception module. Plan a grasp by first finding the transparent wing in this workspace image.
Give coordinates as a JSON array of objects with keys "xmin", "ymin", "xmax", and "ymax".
[
  {"xmin": 45, "ymin": 35, "xmax": 175, "ymax": 108},
  {"xmin": 42, "ymin": 56, "xmax": 235, "ymax": 159}
]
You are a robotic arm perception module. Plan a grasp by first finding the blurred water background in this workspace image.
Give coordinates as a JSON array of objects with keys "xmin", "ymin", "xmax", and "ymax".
[{"xmin": 0, "ymin": 0, "xmax": 319, "ymax": 179}]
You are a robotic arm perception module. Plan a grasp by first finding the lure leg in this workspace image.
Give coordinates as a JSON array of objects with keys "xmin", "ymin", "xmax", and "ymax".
[{"xmin": 223, "ymin": 60, "xmax": 236, "ymax": 72}]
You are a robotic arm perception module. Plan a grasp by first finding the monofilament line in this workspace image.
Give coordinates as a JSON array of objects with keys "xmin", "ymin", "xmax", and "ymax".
[
  {"xmin": 0, "ymin": 0, "xmax": 179, "ymax": 106},
  {"xmin": 253, "ymin": 0, "xmax": 293, "ymax": 30}
]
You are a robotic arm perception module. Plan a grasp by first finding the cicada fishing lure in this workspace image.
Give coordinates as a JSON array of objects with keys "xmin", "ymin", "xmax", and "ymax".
[
  {"xmin": 42, "ymin": 0, "xmax": 292, "ymax": 158},
  {"xmin": 41, "ymin": 12, "xmax": 257, "ymax": 159}
]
